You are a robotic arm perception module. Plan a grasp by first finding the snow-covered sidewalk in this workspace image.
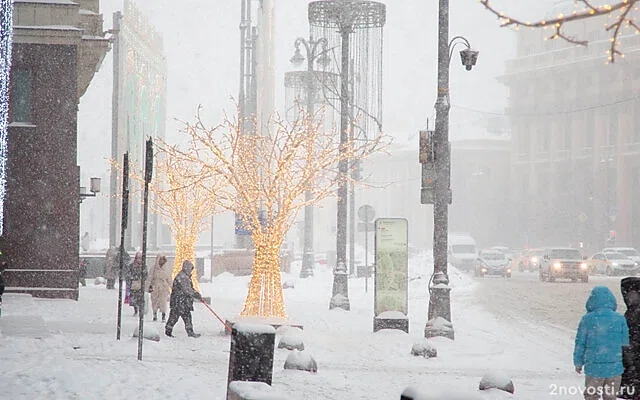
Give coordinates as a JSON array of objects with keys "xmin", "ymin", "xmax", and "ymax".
[{"xmin": 0, "ymin": 255, "xmax": 584, "ymax": 399}]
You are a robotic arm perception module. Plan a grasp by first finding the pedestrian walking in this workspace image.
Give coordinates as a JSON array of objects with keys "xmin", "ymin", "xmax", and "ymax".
[
  {"xmin": 620, "ymin": 277, "xmax": 640, "ymax": 399},
  {"xmin": 126, "ymin": 251, "xmax": 146, "ymax": 316},
  {"xmin": 165, "ymin": 260, "xmax": 202, "ymax": 338},
  {"xmin": 78, "ymin": 258, "xmax": 87, "ymax": 287},
  {"xmin": 104, "ymin": 247, "xmax": 118, "ymax": 289},
  {"xmin": 148, "ymin": 255, "xmax": 171, "ymax": 322},
  {"xmin": 574, "ymin": 285, "xmax": 630, "ymax": 400}
]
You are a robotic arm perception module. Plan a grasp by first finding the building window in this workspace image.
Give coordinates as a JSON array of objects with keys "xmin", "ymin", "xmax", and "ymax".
[
  {"xmin": 608, "ymin": 108, "xmax": 618, "ymax": 146},
  {"xmin": 10, "ymin": 69, "xmax": 32, "ymax": 123},
  {"xmin": 565, "ymin": 116, "xmax": 572, "ymax": 151},
  {"xmin": 635, "ymin": 101, "xmax": 640, "ymax": 143},
  {"xmin": 585, "ymin": 111, "xmax": 594, "ymax": 148}
]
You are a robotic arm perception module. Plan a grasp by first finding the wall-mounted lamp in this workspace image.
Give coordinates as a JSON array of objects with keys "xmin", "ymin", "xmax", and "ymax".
[{"xmin": 79, "ymin": 177, "xmax": 101, "ymax": 203}]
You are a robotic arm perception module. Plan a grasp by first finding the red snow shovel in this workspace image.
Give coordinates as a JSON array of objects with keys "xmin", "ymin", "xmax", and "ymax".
[{"xmin": 200, "ymin": 299, "xmax": 233, "ymax": 333}]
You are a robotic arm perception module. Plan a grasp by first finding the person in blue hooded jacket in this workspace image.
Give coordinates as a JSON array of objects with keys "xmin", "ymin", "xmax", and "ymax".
[{"xmin": 574, "ymin": 286, "xmax": 630, "ymax": 400}]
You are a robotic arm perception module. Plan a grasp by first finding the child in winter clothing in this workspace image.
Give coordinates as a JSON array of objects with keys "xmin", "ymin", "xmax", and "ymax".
[{"xmin": 574, "ymin": 286, "xmax": 629, "ymax": 400}]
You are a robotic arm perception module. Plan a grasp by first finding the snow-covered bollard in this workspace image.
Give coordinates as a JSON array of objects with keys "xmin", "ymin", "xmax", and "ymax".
[
  {"xmin": 410, "ymin": 338, "xmax": 437, "ymax": 358},
  {"xmin": 277, "ymin": 327, "xmax": 304, "ymax": 351},
  {"xmin": 401, "ymin": 386, "xmax": 482, "ymax": 399},
  {"xmin": 227, "ymin": 381, "xmax": 287, "ymax": 400},
  {"xmin": 283, "ymin": 350, "xmax": 317, "ymax": 373},
  {"xmin": 227, "ymin": 323, "xmax": 276, "ymax": 390},
  {"xmin": 132, "ymin": 324, "xmax": 160, "ymax": 342},
  {"xmin": 94, "ymin": 276, "xmax": 107, "ymax": 286},
  {"xmin": 479, "ymin": 371, "xmax": 515, "ymax": 394}
]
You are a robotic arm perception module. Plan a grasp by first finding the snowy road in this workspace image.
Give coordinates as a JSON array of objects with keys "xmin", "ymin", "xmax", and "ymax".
[{"xmin": 472, "ymin": 271, "xmax": 627, "ymax": 337}]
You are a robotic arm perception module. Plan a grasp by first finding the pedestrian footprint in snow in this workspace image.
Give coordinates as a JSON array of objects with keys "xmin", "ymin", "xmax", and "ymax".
[
  {"xmin": 574, "ymin": 286, "xmax": 629, "ymax": 400},
  {"xmin": 148, "ymin": 255, "xmax": 171, "ymax": 322},
  {"xmin": 165, "ymin": 260, "xmax": 202, "ymax": 338}
]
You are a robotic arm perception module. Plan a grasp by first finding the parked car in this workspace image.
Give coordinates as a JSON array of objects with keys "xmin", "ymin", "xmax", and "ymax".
[
  {"xmin": 475, "ymin": 249, "xmax": 512, "ymax": 278},
  {"xmin": 518, "ymin": 248, "xmax": 544, "ymax": 272},
  {"xmin": 586, "ymin": 251, "xmax": 639, "ymax": 276},
  {"xmin": 539, "ymin": 247, "xmax": 589, "ymax": 282},
  {"xmin": 602, "ymin": 247, "xmax": 640, "ymax": 264}
]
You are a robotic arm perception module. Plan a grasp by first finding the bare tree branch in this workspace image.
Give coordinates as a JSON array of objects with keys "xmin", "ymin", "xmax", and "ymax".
[{"xmin": 480, "ymin": 0, "xmax": 640, "ymax": 63}]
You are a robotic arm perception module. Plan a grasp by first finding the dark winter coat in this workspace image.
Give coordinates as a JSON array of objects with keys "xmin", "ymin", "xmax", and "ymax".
[
  {"xmin": 169, "ymin": 260, "xmax": 201, "ymax": 314},
  {"xmin": 127, "ymin": 254, "xmax": 147, "ymax": 309},
  {"xmin": 0, "ymin": 270, "xmax": 5, "ymax": 297},
  {"xmin": 621, "ymin": 277, "xmax": 640, "ymax": 398},
  {"xmin": 574, "ymin": 286, "xmax": 629, "ymax": 378}
]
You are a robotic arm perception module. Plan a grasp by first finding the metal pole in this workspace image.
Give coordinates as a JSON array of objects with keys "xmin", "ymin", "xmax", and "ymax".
[
  {"xmin": 116, "ymin": 152, "xmax": 129, "ymax": 341},
  {"xmin": 427, "ymin": 0, "xmax": 453, "ymax": 329},
  {"xmin": 109, "ymin": 11, "xmax": 121, "ymax": 249},
  {"xmin": 364, "ymin": 210, "xmax": 369, "ymax": 293},
  {"xmin": 137, "ymin": 138, "xmax": 153, "ymax": 361},
  {"xmin": 348, "ymin": 57, "xmax": 356, "ymax": 277},
  {"xmin": 300, "ymin": 40, "xmax": 316, "ymax": 279},
  {"xmin": 330, "ymin": 27, "xmax": 351, "ymax": 311}
]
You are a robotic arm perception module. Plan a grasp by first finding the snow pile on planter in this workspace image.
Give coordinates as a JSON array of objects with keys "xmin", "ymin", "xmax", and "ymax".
[
  {"xmin": 479, "ymin": 370, "xmax": 515, "ymax": 394},
  {"xmin": 329, "ymin": 294, "xmax": 349, "ymax": 310},
  {"xmin": 283, "ymin": 350, "xmax": 317, "ymax": 373},
  {"xmin": 94, "ymin": 277, "xmax": 106, "ymax": 285},
  {"xmin": 278, "ymin": 327, "xmax": 304, "ymax": 351},
  {"xmin": 132, "ymin": 324, "xmax": 160, "ymax": 342},
  {"xmin": 410, "ymin": 338, "xmax": 437, "ymax": 358},
  {"xmin": 227, "ymin": 381, "xmax": 288, "ymax": 400}
]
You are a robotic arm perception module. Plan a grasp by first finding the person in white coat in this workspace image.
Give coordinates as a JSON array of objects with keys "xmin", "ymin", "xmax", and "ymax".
[{"xmin": 147, "ymin": 255, "xmax": 172, "ymax": 322}]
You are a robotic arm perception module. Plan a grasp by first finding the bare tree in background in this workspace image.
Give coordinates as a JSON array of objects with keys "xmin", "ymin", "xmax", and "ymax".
[
  {"xmin": 481, "ymin": 0, "xmax": 640, "ymax": 63},
  {"xmin": 120, "ymin": 149, "xmax": 220, "ymax": 291},
  {"xmin": 173, "ymin": 107, "xmax": 385, "ymax": 319}
]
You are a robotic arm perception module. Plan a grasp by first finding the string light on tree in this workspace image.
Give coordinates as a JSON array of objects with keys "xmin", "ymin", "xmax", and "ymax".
[
  {"xmin": 0, "ymin": 0, "xmax": 14, "ymax": 235},
  {"xmin": 480, "ymin": 0, "xmax": 640, "ymax": 62},
  {"xmin": 169, "ymin": 106, "xmax": 387, "ymax": 319}
]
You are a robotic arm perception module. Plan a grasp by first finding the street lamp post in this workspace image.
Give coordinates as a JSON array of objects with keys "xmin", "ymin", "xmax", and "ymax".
[
  {"xmin": 289, "ymin": 37, "xmax": 329, "ymax": 279},
  {"xmin": 423, "ymin": 0, "xmax": 478, "ymax": 340}
]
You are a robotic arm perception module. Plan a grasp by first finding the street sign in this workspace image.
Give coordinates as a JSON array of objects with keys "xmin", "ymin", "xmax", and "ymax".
[{"xmin": 358, "ymin": 204, "xmax": 375, "ymax": 222}]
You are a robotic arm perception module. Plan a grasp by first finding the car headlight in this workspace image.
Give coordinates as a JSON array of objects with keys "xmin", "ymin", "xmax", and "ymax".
[
  {"xmin": 635, "ymin": 262, "xmax": 639, "ymax": 267},
  {"xmin": 553, "ymin": 262, "xmax": 562, "ymax": 270},
  {"xmin": 481, "ymin": 267, "xmax": 487, "ymax": 272},
  {"xmin": 507, "ymin": 268, "xmax": 511, "ymax": 273},
  {"xmin": 612, "ymin": 262, "xmax": 619, "ymax": 266},
  {"xmin": 580, "ymin": 262, "xmax": 588, "ymax": 270},
  {"xmin": 531, "ymin": 256, "xmax": 538, "ymax": 263}
]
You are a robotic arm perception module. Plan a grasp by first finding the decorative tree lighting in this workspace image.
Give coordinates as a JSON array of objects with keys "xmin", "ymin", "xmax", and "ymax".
[
  {"xmin": 481, "ymin": 0, "xmax": 640, "ymax": 63},
  {"xmin": 174, "ymin": 107, "xmax": 384, "ymax": 319},
  {"xmin": 0, "ymin": 0, "xmax": 14, "ymax": 235},
  {"xmin": 119, "ymin": 148, "xmax": 220, "ymax": 290},
  {"xmin": 308, "ymin": 0, "xmax": 386, "ymax": 311}
]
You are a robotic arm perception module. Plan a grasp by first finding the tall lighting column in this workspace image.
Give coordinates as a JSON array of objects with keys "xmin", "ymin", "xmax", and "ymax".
[
  {"xmin": 423, "ymin": 0, "xmax": 478, "ymax": 339},
  {"xmin": 287, "ymin": 37, "xmax": 330, "ymax": 278},
  {"xmin": 308, "ymin": 0, "xmax": 386, "ymax": 311}
]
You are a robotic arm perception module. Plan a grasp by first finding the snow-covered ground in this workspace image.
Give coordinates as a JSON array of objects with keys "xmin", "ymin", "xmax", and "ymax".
[{"xmin": 0, "ymin": 253, "xmax": 586, "ymax": 399}]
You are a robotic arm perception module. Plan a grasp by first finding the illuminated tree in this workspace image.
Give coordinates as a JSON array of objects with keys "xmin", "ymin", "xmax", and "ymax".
[
  {"xmin": 122, "ymin": 148, "xmax": 220, "ymax": 291},
  {"xmin": 172, "ymin": 107, "xmax": 384, "ymax": 319},
  {"xmin": 480, "ymin": 0, "xmax": 640, "ymax": 63}
]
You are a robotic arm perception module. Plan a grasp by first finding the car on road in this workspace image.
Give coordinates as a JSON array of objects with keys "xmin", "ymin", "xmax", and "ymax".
[
  {"xmin": 539, "ymin": 247, "xmax": 589, "ymax": 282},
  {"xmin": 448, "ymin": 233, "xmax": 478, "ymax": 272},
  {"xmin": 602, "ymin": 247, "xmax": 640, "ymax": 264},
  {"xmin": 517, "ymin": 248, "xmax": 544, "ymax": 272},
  {"xmin": 475, "ymin": 249, "xmax": 512, "ymax": 278},
  {"xmin": 586, "ymin": 251, "xmax": 639, "ymax": 276}
]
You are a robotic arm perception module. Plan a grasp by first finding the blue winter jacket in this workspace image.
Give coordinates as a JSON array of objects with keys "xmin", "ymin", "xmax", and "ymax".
[{"xmin": 573, "ymin": 286, "xmax": 630, "ymax": 378}]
